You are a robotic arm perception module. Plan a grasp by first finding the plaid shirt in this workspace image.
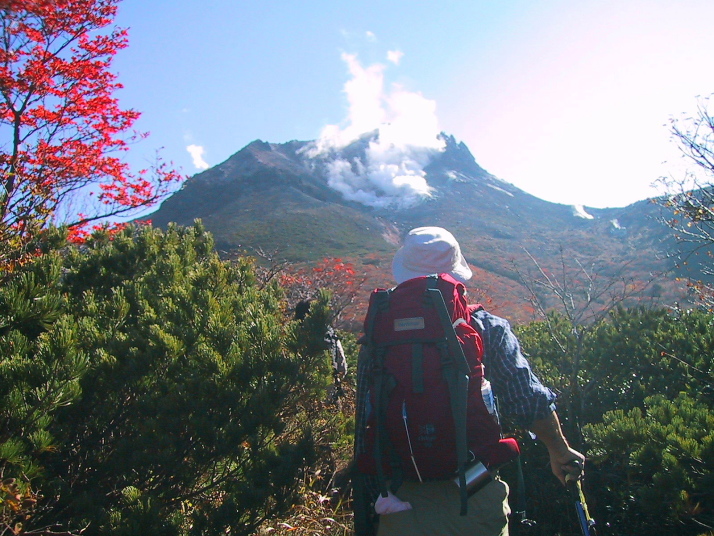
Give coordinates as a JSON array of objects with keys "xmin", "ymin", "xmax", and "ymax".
[
  {"xmin": 471, "ymin": 308, "xmax": 557, "ymax": 427},
  {"xmin": 354, "ymin": 307, "xmax": 557, "ymax": 459}
]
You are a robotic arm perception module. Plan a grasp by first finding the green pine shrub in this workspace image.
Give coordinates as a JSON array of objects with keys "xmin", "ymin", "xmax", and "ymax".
[
  {"xmin": 514, "ymin": 306, "xmax": 714, "ymax": 536},
  {"xmin": 1, "ymin": 222, "xmax": 340, "ymax": 535},
  {"xmin": 585, "ymin": 393, "xmax": 714, "ymax": 534}
]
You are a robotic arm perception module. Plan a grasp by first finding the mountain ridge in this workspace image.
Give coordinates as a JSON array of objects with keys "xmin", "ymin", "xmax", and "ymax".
[{"xmin": 146, "ymin": 132, "xmax": 690, "ymax": 323}]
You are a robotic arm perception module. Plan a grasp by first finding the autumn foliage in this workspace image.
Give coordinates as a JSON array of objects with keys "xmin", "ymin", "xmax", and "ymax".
[
  {"xmin": 280, "ymin": 257, "xmax": 364, "ymax": 328},
  {"xmin": 0, "ymin": 0, "xmax": 182, "ymax": 267}
]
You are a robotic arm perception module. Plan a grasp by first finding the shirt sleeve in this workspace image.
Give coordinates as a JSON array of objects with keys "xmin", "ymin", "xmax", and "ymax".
[{"xmin": 472, "ymin": 309, "xmax": 557, "ymax": 428}]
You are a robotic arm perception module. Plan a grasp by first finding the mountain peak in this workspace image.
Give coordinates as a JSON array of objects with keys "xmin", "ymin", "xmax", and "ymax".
[{"xmin": 429, "ymin": 132, "xmax": 489, "ymax": 179}]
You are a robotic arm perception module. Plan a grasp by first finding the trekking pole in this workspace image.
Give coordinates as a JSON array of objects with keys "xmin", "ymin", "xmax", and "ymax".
[
  {"xmin": 513, "ymin": 456, "xmax": 537, "ymax": 532},
  {"xmin": 565, "ymin": 470, "xmax": 596, "ymax": 536}
]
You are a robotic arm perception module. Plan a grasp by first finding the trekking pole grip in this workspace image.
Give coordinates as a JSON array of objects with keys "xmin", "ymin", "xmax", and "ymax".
[{"xmin": 566, "ymin": 474, "xmax": 596, "ymax": 536}]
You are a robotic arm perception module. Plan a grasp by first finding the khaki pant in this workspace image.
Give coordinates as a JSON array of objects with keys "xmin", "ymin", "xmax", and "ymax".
[{"xmin": 377, "ymin": 478, "xmax": 510, "ymax": 536}]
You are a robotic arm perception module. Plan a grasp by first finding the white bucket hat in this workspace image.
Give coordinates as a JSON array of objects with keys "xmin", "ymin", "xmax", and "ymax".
[{"xmin": 392, "ymin": 227, "xmax": 473, "ymax": 284}]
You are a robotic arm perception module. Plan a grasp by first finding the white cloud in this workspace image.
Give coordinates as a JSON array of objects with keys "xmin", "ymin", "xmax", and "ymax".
[
  {"xmin": 387, "ymin": 49, "xmax": 404, "ymax": 65},
  {"xmin": 365, "ymin": 30, "xmax": 377, "ymax": 42},
  {"xmin": 305, "ymin": 53, "xmax": 445, "ymax": 209},
  {"xmin": 186, "ymin": 144, "xmax": 210, "ymax": 170},
  {"xmin": 341, "ymin": 53, "xmax": 388, "ymax": 143}
]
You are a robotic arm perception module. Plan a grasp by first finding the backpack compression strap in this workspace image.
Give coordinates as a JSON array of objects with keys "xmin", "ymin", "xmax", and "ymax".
[
  {"xmin": 363, "ymin": 289, "xmax": 403, "ymax": 498},
  {"xmin": 425, "ymin": 276, "xmax": 471, "ymax": 515}
]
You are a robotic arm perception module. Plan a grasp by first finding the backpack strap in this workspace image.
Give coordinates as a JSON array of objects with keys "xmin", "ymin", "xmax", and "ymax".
[
  {"xmin": 411, "ymin": 343, "xmax": 425, "ymax": 394},
  {"xmin": 425, "ymin": 277, "xmax": 470, "ymax": 375},
  {"xmin": 424, "ymin": 276, "xmax": 471, "ymax": 515},
  {"xmin": 352, "ymin": 469, "xmax": 378, "ymax": 536},
  {"xmin": 363, "ymin": 289, "xmax": 403, "ymax": 498}
]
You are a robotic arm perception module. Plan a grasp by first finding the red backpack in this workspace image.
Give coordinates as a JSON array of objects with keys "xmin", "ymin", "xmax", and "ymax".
[{"xmin": 357, "ymin": 274, "xmax": 518, "ymax": 513}]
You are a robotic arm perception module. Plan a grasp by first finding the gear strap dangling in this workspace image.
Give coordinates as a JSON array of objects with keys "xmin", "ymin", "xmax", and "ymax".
[{"xmin": 425, "ymin": 276, "xmax": 471, "ymax": 515}]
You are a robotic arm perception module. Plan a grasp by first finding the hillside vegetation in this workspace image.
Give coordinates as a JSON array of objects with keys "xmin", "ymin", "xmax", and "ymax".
[
  {"xmin": 0, "ymin": 224, "xmax": 344, "ymax": 535},
  {"xmin": 2, "ymin": 223, "xmax": 713, "ymax": 536}
]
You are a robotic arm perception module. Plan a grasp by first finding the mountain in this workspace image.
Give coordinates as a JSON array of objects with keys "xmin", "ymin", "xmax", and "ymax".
[{"xmin": 146, "ymin": 132, "xmax": 691, "ymax": 323}]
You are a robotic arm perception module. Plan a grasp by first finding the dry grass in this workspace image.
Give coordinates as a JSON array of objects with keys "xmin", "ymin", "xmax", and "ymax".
[
  {"xmin": 256, "ymin": 383, "xmax": 356, "ymax": 536},
  {"xmin": 255, "ymin": 471, "xmax": 354, "ymax": 536}
]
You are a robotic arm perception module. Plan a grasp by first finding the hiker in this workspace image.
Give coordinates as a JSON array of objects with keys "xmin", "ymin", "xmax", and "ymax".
[
  {"xmin": 353, "ymin": 227, "xmax": 585, "ymax": 536},
  {"xmin": 295, "ymin": 300, "xmax": 348, "ymax": 400}
]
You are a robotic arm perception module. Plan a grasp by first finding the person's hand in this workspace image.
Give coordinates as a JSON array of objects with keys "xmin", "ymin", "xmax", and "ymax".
[{"xmin": 549, "ymin": 446, "xmax": 585, "ymax": 486}]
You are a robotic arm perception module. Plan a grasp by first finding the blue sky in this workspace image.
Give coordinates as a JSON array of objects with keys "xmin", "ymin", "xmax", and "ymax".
[{"xmin": 113, "ymin": 0, "xmax": 714, "ymax": 209}]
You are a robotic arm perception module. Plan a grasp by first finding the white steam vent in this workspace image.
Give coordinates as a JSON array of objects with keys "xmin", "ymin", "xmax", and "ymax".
[{"xmin": 303, "ymin": 52, "xmax": 445, "ymax": 209}]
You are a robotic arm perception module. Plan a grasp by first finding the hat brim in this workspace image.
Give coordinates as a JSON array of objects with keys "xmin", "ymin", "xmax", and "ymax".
[{"xmin": 392, "ymin": 247, "xmax": 473, "ymax": 285}]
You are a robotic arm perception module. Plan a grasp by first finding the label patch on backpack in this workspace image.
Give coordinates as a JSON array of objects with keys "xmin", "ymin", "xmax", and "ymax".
[{"xmin": 394, "ymin": 317, "xmax": 425, "ymax": 331}]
